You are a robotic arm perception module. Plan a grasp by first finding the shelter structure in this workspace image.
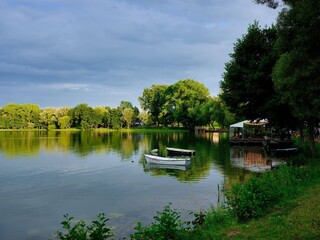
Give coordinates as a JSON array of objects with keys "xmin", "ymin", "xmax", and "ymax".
[{"xmin": 229, "ymin": 119, "xmax": 268, "ymax": 145}]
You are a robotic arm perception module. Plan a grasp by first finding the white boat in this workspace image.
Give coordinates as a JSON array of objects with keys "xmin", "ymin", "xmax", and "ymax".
[
  {"xmin": 144, "ymin": 154, "xmax": 191, "ymax": 165},
  {"xmin": 166, "ymin": 147, "xmax": 195, "ymax": 156}
]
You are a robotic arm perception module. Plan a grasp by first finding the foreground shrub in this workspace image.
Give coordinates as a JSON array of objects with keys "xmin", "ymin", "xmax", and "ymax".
[
  {"xmin": 225, "ymin": 177, "xmax": 274, "ymax": 222},
  {"xmin": 130, "ymin": 203, "xmax": 185, "ymax": 240},
  {"xmin": 53, "ymin": 213, "xmax": 113, "ymax": 240}
]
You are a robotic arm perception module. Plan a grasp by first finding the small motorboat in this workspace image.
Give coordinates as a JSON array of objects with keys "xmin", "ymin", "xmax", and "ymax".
[
  {"xmin": 166, "ymin": 147, "xmax": 195, "ymax": 156},
  {"xmin": 144, "ymin": 154, "xmax": 191, "ymax": 165}
]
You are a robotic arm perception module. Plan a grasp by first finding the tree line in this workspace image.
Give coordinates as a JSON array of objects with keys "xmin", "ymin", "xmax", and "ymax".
[
  {"xmin": 0, "ymin": 101, "xmax": 139, "ymax": 130},
  {"xmin": 0, "ymin": 79, "xmax": 233, "ymax": 130}
]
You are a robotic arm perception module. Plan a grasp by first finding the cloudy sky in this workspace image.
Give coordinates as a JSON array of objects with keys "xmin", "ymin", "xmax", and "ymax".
[{"xmin": 0, "ymin": 0, "xmax": 280, "ymax": 108}]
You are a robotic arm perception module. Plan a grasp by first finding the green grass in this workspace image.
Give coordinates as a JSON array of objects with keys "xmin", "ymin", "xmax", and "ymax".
[{"xmin": 214, "ymin": 182, "xmax": 320, "ymax": 240}]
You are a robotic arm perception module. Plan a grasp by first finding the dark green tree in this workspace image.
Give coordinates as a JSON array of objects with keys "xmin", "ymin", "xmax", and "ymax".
[
  {"xmin": 109, "ymin": 108, "xmax": 123, "ymax": 130},
  {"xmin": 70, "ymin": 104, "xmax": 97, "ymax": 129},
  {"xmin": 271, "ymin": 0, "xmax": 320, "ymax": 154},
  {"xmin": 220, "ymin": 21, "xmax": 296, "ymax": 129}
]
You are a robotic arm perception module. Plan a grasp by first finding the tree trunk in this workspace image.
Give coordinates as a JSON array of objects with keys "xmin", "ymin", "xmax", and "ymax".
[
  {"xmin": 308, "ymin": 121, "xmax": 316, "ymax": 157},
  {"xmin": 308, "ymin": 122, "xmax": 316, "ymax": 157}
]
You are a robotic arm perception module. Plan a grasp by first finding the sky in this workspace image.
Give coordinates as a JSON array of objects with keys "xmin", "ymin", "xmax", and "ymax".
[{"xmin": 0, "ymin": 0, "xmax": 280, "ymax": 109}]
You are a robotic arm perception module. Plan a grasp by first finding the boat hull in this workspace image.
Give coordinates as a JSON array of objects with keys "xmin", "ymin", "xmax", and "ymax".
[
  {"xmin": 145, "ymin": 163, "xmax": 190, "ymax": 171},
  {"xmin": 144, "ymin": 154, "xmax": 191, "ymax": 165}
]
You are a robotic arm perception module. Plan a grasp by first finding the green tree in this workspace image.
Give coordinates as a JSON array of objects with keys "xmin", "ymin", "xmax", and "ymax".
[
  {"xmin": 139, "ymin": 85, "xmax": 168, "ymax": 126},
  {"xmin": 118, "ymin": 101, "xmax": 139, "ymax": 126},
  {"xmin": 40, "ymin": 108, "xmax": 58, "ymax": 130},
  {"xmin": 122, "ymin": 108, "xmax": 135, "ymax": 128},
  {"xmin": 119, "ymin": 101, "xmax": 134, "ymax": 111},
  {"xmin": 58, "ymin": 116, "xmax": 71, "ymax": 129},
  {"xmin": 138, "ymin": 111, "xmax": 151, "ymax": 126},
  {"xmin": 70, "ymin": 104, "xmax": 97, "ymax": 130},
  {"xmin": 271, "ymin": 0, "xmax": 320, "ymax": 155},
  {"xmin": 255, "ymin": 0, "xmax": 280, "ymax": 8},
  {"xmin": 197, "ymin": 97, "xmax": 235, "ymax": 129},
  {"xmin": 39, "ymin": 107, "xmax": 70, "ymax": 130},
  {"xmin": 103, "ymin": 107, "xmax": 112, "ymax": 128},
  {"xmin": 220, "ymin": 22, "xmax": 279, "ymax": 120},
  {"xmin": 109, "ymin": 108, "xmax": 122, "ymax": 130},
  {"xmin": 1, "ymin": 104, "xmax": 40, "ymax": 129},
  {"xmin": 164, "ymin": 79, "xmax": 210, "ymax": 129},
  {"xmin": 219, "ymin": 21, "xmax": 297, "ymax": 130}
]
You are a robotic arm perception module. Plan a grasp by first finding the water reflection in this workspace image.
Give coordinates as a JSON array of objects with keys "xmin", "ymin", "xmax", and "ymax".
[
  {"xmin": 230, "ymin": 146, "xmax": 272, "ymax": 172},
  {"xmin": 0, "ymin": 131, "xmax": 263, "ymax": 239}
]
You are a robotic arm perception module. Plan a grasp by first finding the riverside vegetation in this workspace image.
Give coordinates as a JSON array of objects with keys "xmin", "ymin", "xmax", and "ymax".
[{"xmin": 51, "ymin": 143, "xmax": 320, "ymax": 240}]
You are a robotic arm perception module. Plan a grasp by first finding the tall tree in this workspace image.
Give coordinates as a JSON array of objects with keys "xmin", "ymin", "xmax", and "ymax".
[
  {"xmin": 139, "ymin": 85, "xmax": 168, "ymax": 126},
  {"xmin": 164, "ymin": 79, "xmax": 210, "ymax": 129},
  {"xmin": 39, "ymin": 108, "xmax": 58, "ymax": 130},
  {"xmin": 70, "ymin": 104, "xmax": 97, "ymax": 129},
  {"xmin": 122, "ymin": 108, "xmax": 135, "ymax": 128},
  {"xmin": 109, "ymin": 108, "xmax": 122, "ymax": 130},
  {"xmin": 271, "ymin": 0, "xmax": 320, "ymax": 154},
  {"xmin": 220, "ymin": 21, "xmax": 294, "ymax": 128}
]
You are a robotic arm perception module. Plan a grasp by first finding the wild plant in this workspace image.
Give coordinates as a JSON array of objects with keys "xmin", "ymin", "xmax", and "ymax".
[
  {"xmin": 130, "ymin": 203, "xmax": 185, "ymax": 240},
  {"xmin": 54, "ymin": 213, "xmax": 113, "ymax": 240}
]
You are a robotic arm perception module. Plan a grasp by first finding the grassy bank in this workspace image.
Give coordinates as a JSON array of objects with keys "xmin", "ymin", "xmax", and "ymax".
[
  {"xmin": 188, "ymin": 164, "xmax": 320, "ymax": 239},
  {"xmin": 216, "ymin": 182, "xmax": 320, "ymax": 239}
]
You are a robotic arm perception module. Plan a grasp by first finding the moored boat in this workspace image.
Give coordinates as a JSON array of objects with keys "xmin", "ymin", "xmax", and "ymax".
[
  {"xmin": 144, "ymin": 154, "xmax": 191, "ymax": 165},
  {"xmin": 166, "ymin": 147, "xmax": 195, "ymax": 156}
]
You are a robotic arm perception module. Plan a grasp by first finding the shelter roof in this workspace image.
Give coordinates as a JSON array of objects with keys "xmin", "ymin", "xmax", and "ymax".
[{"xmin": 230, "ymin": 119, "xmax": 268, "ymax": 128}]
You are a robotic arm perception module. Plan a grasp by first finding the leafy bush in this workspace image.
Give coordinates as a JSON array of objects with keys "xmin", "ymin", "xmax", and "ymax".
[
  {"xmin": 54, "ymin": 213, "xmax": 113, "ymax": 240},
  {"xmin": 225, "ymin": 163, "xmax": 316, "ymax": 222},
  {"xmin": 225, "ymin": 177, "xmax": 274, "ymax": 222},
  {"xmin": 130, "ymin": 203, "xmax": 185, "ymax": 240}
]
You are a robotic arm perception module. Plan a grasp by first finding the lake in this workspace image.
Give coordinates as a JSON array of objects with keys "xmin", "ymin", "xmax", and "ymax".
[{"xmin": 0, "ymin": 131, "xmax": 270, "ymax": 239}]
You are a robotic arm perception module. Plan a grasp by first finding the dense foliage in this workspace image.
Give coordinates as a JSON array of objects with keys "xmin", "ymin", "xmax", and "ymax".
[
  {"xmin": 139, "ymin": 79, "xmax": 234, "ymax": 129},
  {"xmin": 221, "ymin": 0, "xmax": 320, "ymax": 154},
  {"xmin": 0, "ymin": 102, "xmax": 140, "ymax": 130},
  {"xmin": 272, "ymin": 0, "xmax": 320, "ymax": 154},
  {"xmin": 0, "ymin": 80, "xmax": 231, "ymax": 130},
  {"xmin": 219, "ymin": 22, "xmax": 297, "ymax": 129}
]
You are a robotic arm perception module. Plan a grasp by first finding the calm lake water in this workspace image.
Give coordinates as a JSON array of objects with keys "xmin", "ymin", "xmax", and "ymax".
[{"xmin": 0, "ymin": 131, "xmax": 271, "ymax": 239}]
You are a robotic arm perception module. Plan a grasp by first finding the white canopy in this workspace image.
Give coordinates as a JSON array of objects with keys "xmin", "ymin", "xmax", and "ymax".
[
  {"xmin": 230, "ymin": 120, "xmax": 249, "ymax": 128},
  {"xmin": 230, "ymin": 119, "xmax": 268, "ymax": 128}
]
